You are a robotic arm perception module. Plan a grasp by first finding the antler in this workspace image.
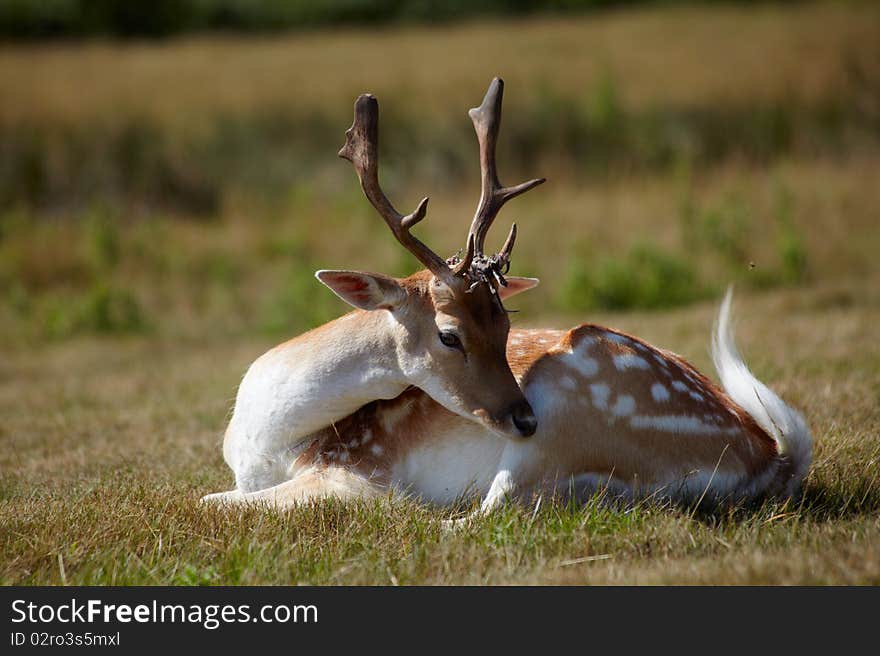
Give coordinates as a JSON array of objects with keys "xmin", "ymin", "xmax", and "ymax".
[
  {"xmin": 454, "ymin": 77, "xmax": 545, "ymax": 279},
  {"xmin": 339, "ymin": 94, "xmax": 454, "ymax": 282}
]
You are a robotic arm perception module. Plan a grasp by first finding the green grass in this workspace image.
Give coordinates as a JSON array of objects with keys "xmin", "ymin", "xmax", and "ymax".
[
  {"xmin": 2, "ymin": 3, "xmax": 879, "ymax": 584},
  {"xmin": 2, "ymin": 280, "xmax": 879, "ymax": 585},
  {"xmin": 8, "ymin": 481, "xmax": 876, "ymax": 586}
]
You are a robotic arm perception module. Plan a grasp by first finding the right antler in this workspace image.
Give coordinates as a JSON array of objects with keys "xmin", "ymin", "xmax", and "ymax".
[
  {"xmin": 461, "ymin": 78, "xmax": 545, "ymax": 275},
  {"xmin": 338, "ymin": 94, "xmax": 455, "ymax": 283}
]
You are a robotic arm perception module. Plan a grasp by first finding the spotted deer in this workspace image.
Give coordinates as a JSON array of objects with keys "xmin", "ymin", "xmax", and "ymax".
[{"xmin": 203, "ymin": 78, "xmax": 812, "ymax": 513}]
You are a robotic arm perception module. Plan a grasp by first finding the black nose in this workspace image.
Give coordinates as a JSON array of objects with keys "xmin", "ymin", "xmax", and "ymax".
[{"xmin": 510, "ymin": 401, "xmax": 537, "ymax": 437}]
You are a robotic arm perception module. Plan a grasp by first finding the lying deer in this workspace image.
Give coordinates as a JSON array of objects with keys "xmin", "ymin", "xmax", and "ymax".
[{"xmin": 203, "ymin": 78, "xmax": 812, "ymax": 513}]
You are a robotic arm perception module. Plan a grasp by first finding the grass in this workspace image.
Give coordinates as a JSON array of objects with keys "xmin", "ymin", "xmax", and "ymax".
[
  {"xmin": 1, "ymin": 2, "xmax": 879, "ymax": 584},
  {"xmin": 2, "ymin": 281, "xmax": 879, "ymax": 585}
]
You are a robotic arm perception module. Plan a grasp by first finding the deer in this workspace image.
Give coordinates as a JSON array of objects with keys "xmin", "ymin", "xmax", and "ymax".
[{"xmin": 202, "ymin": 78, "xmax": 812, "ymax": 516}]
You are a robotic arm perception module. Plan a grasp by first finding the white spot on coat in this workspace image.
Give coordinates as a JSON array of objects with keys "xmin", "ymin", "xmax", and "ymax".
[
  {"xmin": 575, "ymin": 336, "xmax": 597, "ymax": 350},
  {"xmin": 613, "ymin": 353, "xmax": 651, "ymax": 371},
  {"xmin": 651, "ymin": 383, "xmax": 670, "ymax": 402},
  {"xmin": 590, "ymin": 383, "xmax": 611, "ymax": 409},
  {"xmin": 611, "ymin": 394, "xmax": 636, "ymax": 417},
  {"xmin": 563, "ymin": 353, "xmax": 599, "ymax": 378},
  {"xmin": 630, "ymin": 414, "xmax": 724, "ymax": 434}
]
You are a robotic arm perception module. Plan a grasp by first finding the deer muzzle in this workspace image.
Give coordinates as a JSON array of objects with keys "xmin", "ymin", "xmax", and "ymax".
[{"xmin": 508, "ymin": 399, "xmax": 538, "ymax": 438}]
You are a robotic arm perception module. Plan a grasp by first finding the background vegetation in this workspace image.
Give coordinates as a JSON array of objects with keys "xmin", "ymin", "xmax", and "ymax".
[
  {"xmin": 1, "ymin": 1, "xmax": 878, "ymax": 584},
  {"xmin": 0, "ymin": 1, "xmax": 810, "ymax": 39}
]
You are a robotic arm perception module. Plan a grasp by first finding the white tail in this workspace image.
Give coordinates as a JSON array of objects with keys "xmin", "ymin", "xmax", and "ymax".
[{"xmin": 712, "ymin": 287, "xmax": 813, "ymax": 495}]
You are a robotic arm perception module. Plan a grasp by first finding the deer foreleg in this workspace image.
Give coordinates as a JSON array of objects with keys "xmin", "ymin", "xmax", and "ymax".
[{"xmin": 201, "ymin": 466, "xmax": 388, "ymax": 509}]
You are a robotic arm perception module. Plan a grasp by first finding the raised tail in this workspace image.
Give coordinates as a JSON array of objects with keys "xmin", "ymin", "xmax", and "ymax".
[{"xmin": 711, "ymin": 287, "xmax": 813, "ymax": 495}]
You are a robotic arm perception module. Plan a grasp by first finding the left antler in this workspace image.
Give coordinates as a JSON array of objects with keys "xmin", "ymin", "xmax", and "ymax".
[{"xmin": 339, "ymin": 94, "xmax": 457, "ymax": 283}]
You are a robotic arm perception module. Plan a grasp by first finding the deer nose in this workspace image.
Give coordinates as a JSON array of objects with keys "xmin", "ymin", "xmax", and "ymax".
[{"xmin": 510, "ymin": 400, "xmax": 537, "ymax": 437}]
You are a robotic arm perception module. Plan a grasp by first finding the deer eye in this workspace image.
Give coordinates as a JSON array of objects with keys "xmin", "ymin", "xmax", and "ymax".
[{"xmin": 438, "ymin": 331, "xmax": 463, "ymax": 351}]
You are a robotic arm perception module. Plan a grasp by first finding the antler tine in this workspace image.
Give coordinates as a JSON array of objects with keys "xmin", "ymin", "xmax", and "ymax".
[
  {"xmin": 339, "ymin": 94, "xmax": 453, "ymax": 280},
  {"xmin": 498, "ymin": 222, "xmax": 517, "ymax": 265},
  {"xmin": 451, "ymin": 233, "xmax": 476, "ymax": 277},
  {"xmin": 466, "ymin": 77, "xmax": 545, "ymax": 257}
]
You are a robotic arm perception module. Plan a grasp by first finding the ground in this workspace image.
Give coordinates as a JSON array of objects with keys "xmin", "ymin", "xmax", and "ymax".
[{"xmin": 2, "ymin": 279, "xmax": 878, "ymax": 584}]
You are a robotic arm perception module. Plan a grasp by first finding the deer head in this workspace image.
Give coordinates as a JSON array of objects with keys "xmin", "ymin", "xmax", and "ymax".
[{"xmin": 318, "ymin": 78, "xmax": 544, "ymax": 439}]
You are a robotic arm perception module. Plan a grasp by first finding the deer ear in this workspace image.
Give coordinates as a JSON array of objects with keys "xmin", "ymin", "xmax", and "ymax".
[
  {"xmin": 498, "ymin": 276, "xmax": 539, "ymax": 300},
  {"xmin": 315, "ymin": 270, "xmax": 406, "ymax": 311}
]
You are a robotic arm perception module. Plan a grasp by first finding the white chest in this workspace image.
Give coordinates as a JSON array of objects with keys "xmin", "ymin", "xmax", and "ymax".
[{"xmin": 390, "ymin": 424, "xmax": 505, "ymax": 505}]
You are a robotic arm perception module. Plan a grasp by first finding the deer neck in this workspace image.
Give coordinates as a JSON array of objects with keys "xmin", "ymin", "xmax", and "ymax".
[{"xmin": 237, "ymin": 310, "xmax": 411, "ymax": 446}]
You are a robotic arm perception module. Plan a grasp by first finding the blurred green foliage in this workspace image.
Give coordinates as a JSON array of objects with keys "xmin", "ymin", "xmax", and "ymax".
[
  {"xmin": 1, "ymin": 3, "xmax": 870, "ymax": 340},
  {"xmin": 0, "ymin": 197, "xmax": 354, "ymax": 341},
  {"xmin": 558, "ymin": 242, "xmax": 706, "ymax": 312},
  {"xmin": 773, "ymin": 185, "xmax": 808, "ymax": 284},
  {"xmin": 0, "ymin": 55, "xmax": 837, "ymax": 339},
  {"xmin": 0, "ymin": 205, "xmax": 149, "ymax": 339},
  {"xmin": 554, "ymin": 175, "xmax": 812, "ymax": 314},
  {"xmin": 1, "ymin": 71, "xmax": 874, "ymax": 217}
]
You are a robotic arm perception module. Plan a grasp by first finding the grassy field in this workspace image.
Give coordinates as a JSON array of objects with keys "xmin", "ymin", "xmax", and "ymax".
[
  {"xmin": 3, "ymin": 281, "xmax": 878, "ymax": 585},
  {"xmin": 2, "ymin": 2, "xmax": 879, "ymax": 584}
]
